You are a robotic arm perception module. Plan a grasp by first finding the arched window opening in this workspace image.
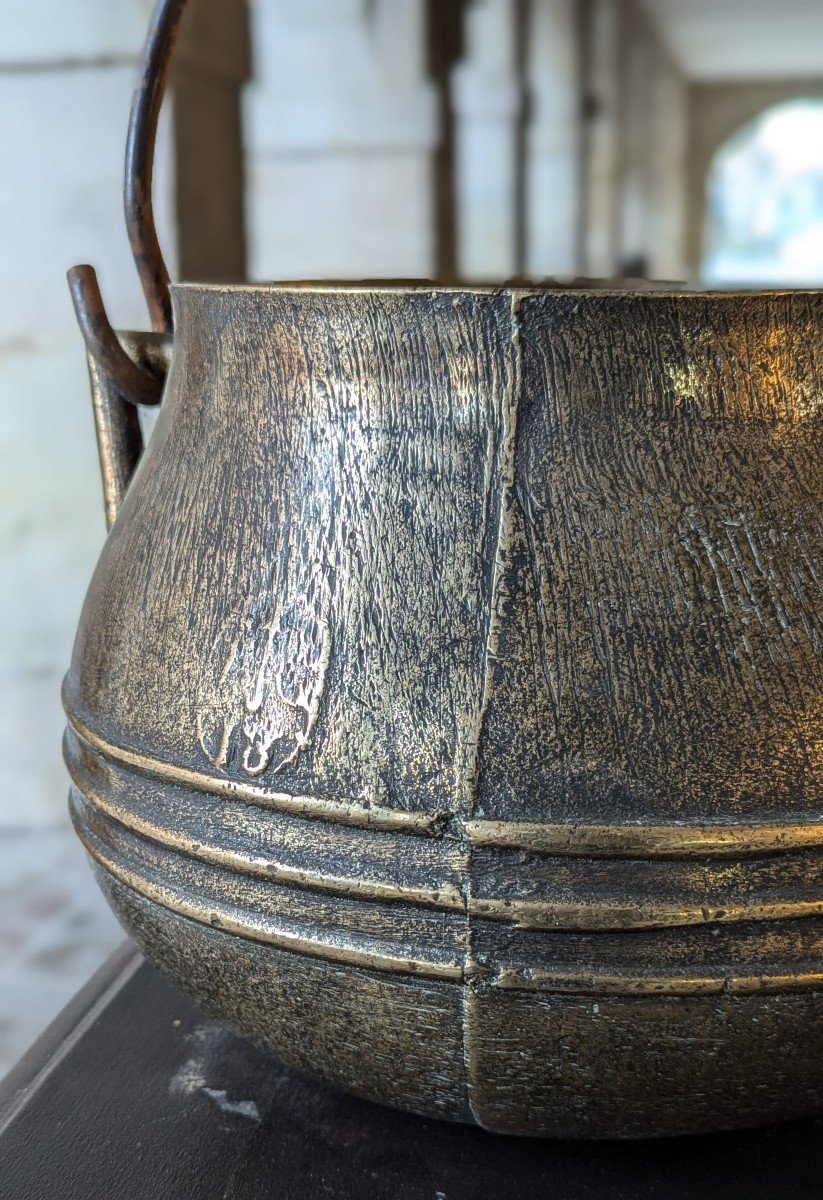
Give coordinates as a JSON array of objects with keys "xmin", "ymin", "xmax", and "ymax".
[{"xmin": 702, "ymin": 99, "xmax": 823, "ymax": 286}]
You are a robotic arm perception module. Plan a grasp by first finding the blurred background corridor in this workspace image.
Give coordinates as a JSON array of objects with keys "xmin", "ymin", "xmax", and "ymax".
[{"xmin": 2, "ymin": 0, "xmax": 823, "ymax": 1076}]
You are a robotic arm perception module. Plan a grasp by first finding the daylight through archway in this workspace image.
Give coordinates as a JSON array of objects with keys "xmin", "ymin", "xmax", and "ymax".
[{"xmin": 702, "ymin": 99, "xmax": 823, "ymax": 286}]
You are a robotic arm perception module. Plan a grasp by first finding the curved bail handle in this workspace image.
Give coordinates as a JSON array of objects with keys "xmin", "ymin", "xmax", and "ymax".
[
  {"xmin": 126, "ymin": 0, "xmax": 187, "ymax": 335},
  {"xmin": 68, "ymin": 0, "xmax": 185, "ymax": 527},
  {"xmin": 69, "ymin": 0, "xmax": 185, "ymax": 371}
]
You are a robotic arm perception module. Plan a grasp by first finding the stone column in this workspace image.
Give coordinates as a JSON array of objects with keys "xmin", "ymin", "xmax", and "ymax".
[
  {"xmin": 612, "ymin": 1, "xmax": 689, "ymax": 283},
  {"xmin": 524, "ymin": 0, "xmax": 582, "ymax": 279},
  {"xmin": 617, "ymin": 5, "xmax": 653, "ymax": 276},
  {"xmin": 452, "ymin": 0, "xmax": 522, "ymax": 280},
  {"xmin": 173, "ymin": 0, "xmax": 251, "ymax": 282},
  {"xmin": 246, "ymin": 0, "xmax": 437, "ymax": 280},
  {"xmin": 646, "ymin": 30, "xmax": 689, "ymax": 280},
  {"xmin": 580, "ymin": 0, "xmax": 621, "ymax": 279},
  {"xmin": 687, "ymin": 79, "xmax": 823, "ymax": 279}
]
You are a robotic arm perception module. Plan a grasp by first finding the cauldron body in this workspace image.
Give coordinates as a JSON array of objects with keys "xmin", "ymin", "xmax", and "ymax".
[{"xmin": 65, "ymin": 283, "xmax": 823, "ymax": 1137}]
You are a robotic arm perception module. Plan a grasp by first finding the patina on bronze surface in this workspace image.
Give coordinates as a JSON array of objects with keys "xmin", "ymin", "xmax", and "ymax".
[{"xmin": 64, "ymin": 0, "xmax": 823, "ymax": 1139}]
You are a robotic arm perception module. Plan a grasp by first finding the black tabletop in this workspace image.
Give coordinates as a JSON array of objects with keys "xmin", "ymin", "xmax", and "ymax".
[{"xmin": 1, "ymin": 942, "xmax": 822, "ymax": 1200}]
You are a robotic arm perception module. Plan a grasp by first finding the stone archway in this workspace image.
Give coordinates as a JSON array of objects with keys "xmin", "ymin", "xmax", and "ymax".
[
  {"xmin": 686, "ymin": 79, "xmax": 823, "ymax": 278},
  {"xmin": 701, "ymin": 98, "xmax": 823, "ymax": 285}
]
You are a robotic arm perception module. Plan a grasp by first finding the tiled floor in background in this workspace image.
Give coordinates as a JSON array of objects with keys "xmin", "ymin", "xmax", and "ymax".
[{"xmin": 0, "ymin": 823, "xmax": 123, "ymax": 1079}]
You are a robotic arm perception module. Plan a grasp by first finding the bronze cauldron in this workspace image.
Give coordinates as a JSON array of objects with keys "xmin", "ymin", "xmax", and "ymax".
[{"xmin": 64, "ymin": 0, "xmax": 823, "ymax": 1138}]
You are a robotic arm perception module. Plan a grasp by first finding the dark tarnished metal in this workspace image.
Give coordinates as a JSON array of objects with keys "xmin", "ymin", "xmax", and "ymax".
[{"xmin": 64, "ymin": 0, "xmax": 823, "ymax": 1139}]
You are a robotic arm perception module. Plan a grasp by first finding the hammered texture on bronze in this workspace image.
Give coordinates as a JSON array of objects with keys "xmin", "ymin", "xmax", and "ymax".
[{"xmin": 65, "ymin": 286, "xmax": 823, "ymax": 1137}]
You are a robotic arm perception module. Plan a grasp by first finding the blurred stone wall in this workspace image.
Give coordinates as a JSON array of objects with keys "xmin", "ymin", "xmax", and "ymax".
[
  {"xmin": 0, "ymin": 0, "xmax": 175, "ymax": 1077},
  {"xmin": 244, "ymin": 0, "xmax": 690, "ymax": 284},
  {"xmin": 0, "ymin": 0, "xmax": 177, "ymax": 832},
  {"xmin": 0, "ymin": 0, "xmax": 248, "ymax": 1076}
]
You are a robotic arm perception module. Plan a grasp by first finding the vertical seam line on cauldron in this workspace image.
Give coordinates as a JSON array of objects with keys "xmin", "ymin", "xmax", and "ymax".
[{"xmin": 461, "ymin": 289, "xmax": 525, "ymax": 1129}]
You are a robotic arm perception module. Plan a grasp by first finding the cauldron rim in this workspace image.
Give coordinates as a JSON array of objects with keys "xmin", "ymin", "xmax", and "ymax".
[{"xmin": 170, "ymin": 280, "xmax": 823, "ymax": 300}]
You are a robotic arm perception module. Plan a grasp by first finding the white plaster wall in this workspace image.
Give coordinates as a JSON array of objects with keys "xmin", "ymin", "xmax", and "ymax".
[
  {"xmin": 0, "ymin": 0, "xmax": 178, "ymax": 1079},
  {"xmin": 2, "ymin": 0, "xmax": 154, "ymax": 63},
  {"xmin": 0, "ymin": 27, "xmax": 175, "ymax": 833},
  {"xmin": 246, "ymin": 0, "xmax": 437, "ymax": 280}
]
